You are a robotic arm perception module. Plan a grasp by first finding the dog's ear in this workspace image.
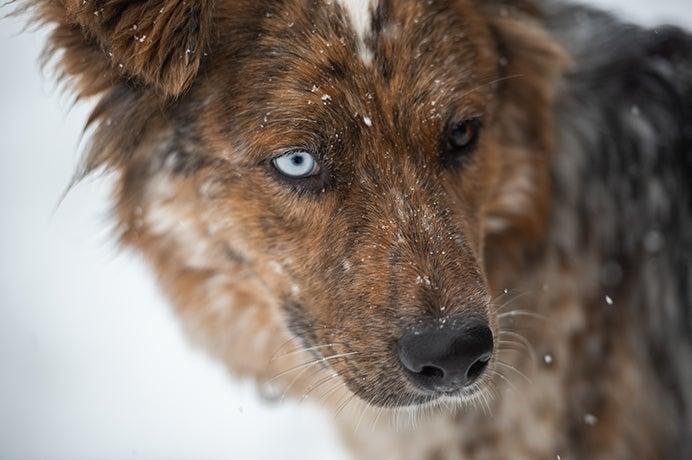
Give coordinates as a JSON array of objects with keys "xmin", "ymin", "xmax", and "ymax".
[
  {"xmin": 17, "ymin": 0, "xmax": 218, "ymax": 175},
  {"xmin": 476, "ymin": 1, "xmax": 570, "ymax": 246},
  {"xmin": 24, "ymin": 0, "xmax": 214, "ymax": 98}
]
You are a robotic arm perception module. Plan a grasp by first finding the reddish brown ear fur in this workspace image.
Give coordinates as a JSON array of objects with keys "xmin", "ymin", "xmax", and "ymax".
[{"xmin": 23, "ymin": 0, "xmax": 214, "ymax": 97}]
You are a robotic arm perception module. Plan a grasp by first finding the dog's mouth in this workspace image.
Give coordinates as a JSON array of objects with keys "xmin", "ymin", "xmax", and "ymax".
[
  {"xmin": 342, "ymin": 368, "xmax": 495, "ymax": 411},
  {"xmin": 289, "ymin": 344, "xmax": 495, "ymax": 410}
]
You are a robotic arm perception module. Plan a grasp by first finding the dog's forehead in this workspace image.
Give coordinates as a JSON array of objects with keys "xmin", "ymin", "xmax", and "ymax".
[
  {"xmin": 212, "ymin": 0, "xmax": 496, "ymax": 162},
  {"xmin": 245, "ymin": 0, "xmax": 492, "ymax": 103},
  {"xmin": 257, "ymin": 0, "xmax": 487, "ymax": 73}
]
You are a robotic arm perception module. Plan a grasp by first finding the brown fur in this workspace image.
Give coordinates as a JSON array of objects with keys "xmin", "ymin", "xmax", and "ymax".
[{"xmin": 17, "ymin": 0, "xmax": 683, "ymax": 458}]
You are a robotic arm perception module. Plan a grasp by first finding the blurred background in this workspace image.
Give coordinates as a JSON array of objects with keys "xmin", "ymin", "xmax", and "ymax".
[{"xmin": 1, "ymin": 1, "xmax": 690, "ymax": 459}]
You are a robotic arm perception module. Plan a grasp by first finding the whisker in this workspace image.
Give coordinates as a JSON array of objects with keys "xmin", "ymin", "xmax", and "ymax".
[
  {"xmin": 355, "ymin": 399, "xmax": 371, "ymax": 432},
  {"xmin": 491, "ymin": 290, "xmax": 535, "ymax": 315},
  {"xmin": 281, "ymin": 364, "xmax": 317, "ymax": 401},
  {"xmin": 459, "ymin": 74, "xmax": 525, "ymax": 99},
  {"xmin": 496, "ymin": 350, "xmax": 525, "ymax": 361},
  {"xmin": 268, "ymin": 351, "xmax": 359, "ymax": 383},
  {"xmin": 487, "ymin": 368, "xmax": 518, "ymax": 393},
  {"xmin": 394, "ymin": 395, "xmax": 404, "ymax": 432},
  {"xmin": 300, "ymin": 373, "xmax": 339, "ymax": 401},
  {"xmin": 489, "ymin": 290, "xmax": 512, "ymax": 311},
  {"xmin": 496, "ymin": 360, "xmax": 532, "ymax": 384},
  {"xmin": 482, "ymin": 381, "xmax": 499, "ymax": 407},
  {"xmin": 496, "ymin": 350, "xmax": 523, "ymax": 360},
  {"xmin": 497, "ymin": 338, "xmax": 529, "ymax": 349},
  {"xmin": 269, "ymin": 334, "xmax": 304, "ymax": 362},
  {"xmin": 268, "ymin": 324, "xmax": 333, "ymax": 361},
  {"xmin": 479, "ymin": 389, "xmax": 493, "ymax": 417},
  {"xmin": 261, "ymin": 117, "xmax": 321, "ymax": 125},
  {"xmin": 498, "ymin": 331, "xmax": 536, "ymax": 362},
  {"xmin": 318, "ymin": 380, "xmax": 346, "ymax": 407},
  {"xmin": 371, "ymin": 398, "xmax": 389, "ymax": 433},
  {"xmin": 334, "ymin": 391, "xmax": 359, "ymax": 419},
  {"xmin": 272, "ymin": 343, "xmax": 342, "ymax": 362},
  {"xmin": 498, "ymin": 310, "xmax": 548, "ymax": 322}
]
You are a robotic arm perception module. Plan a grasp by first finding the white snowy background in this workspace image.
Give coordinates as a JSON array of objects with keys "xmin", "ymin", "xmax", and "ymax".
[{"xmin": 1, "ymin": 1, "xmax": 690, "ymax": 459}]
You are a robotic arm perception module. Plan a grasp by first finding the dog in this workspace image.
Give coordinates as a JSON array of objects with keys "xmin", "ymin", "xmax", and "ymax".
[{"xmin": 17, "ymin": 0, "xmax": 692, "ymax": 458}]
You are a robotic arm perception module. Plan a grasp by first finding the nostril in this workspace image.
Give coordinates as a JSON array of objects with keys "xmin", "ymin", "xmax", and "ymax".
[
  {"xmin": 466, "ymin": 352, "xmax": 491, "ymax": 383},
  {"xmin": 419, "ymin": 365, "xmax": 445, "ymax": 380}
]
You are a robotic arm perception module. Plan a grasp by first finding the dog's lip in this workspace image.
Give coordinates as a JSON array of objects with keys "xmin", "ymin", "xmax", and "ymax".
[
  {"xmin": 402, "ymin": 384, "xmax": 482, "ymax": 405},
  {"xmin": 404, "ymin": 372, "xmax": 488, "ymax": 399},
  {"xmin": 392, "ymin": 391, "xmax": 468, "ymax": 409},
  {"xmin": 397, "ymin": 385, "xmax": 480, "ymax": 407}
]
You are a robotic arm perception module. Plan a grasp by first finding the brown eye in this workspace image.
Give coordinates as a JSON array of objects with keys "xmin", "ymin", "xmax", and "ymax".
[{"xmin": 441, "ymin": 118, "xmax": 482, "ymax": 167}]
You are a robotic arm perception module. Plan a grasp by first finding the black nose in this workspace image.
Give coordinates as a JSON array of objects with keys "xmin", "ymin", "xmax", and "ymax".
[{"xmin": 397, "ymin": 317, "xmax": 493, "ymax": 392}]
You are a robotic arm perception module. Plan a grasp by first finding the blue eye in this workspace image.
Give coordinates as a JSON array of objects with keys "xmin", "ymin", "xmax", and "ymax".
[{"xmin": 272, "ymin": 150, "xmax": 319, "ymax": 178}]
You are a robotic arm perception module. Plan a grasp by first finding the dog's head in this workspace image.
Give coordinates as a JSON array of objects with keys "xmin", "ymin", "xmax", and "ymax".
[{"xmin": 29, "ymin": 0, "xmax": 565, "ymax": 408}]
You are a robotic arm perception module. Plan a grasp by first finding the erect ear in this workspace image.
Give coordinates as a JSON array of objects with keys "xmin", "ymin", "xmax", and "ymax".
[
  {"xmin": 24, "ymin": 0, "xmax": 214, "ymax": 98},
  {"xmin": 476, "ymin": 1, "xmax": 570, "ymax": 245}
]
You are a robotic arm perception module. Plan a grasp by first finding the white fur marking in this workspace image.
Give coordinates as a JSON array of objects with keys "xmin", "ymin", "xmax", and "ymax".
[{"xmin": 337, "ymin": 0, "xmax": 377, "ymax": 64}]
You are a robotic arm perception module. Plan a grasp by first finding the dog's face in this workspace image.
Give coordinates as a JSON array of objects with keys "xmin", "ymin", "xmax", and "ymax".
[
  {"xmin": 32, "ymin": 0, "xmax": 564, "ymax": 408},
  {"xmin": 195, "ymin": 0, "xmax": 502, "ymax": 407}
]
